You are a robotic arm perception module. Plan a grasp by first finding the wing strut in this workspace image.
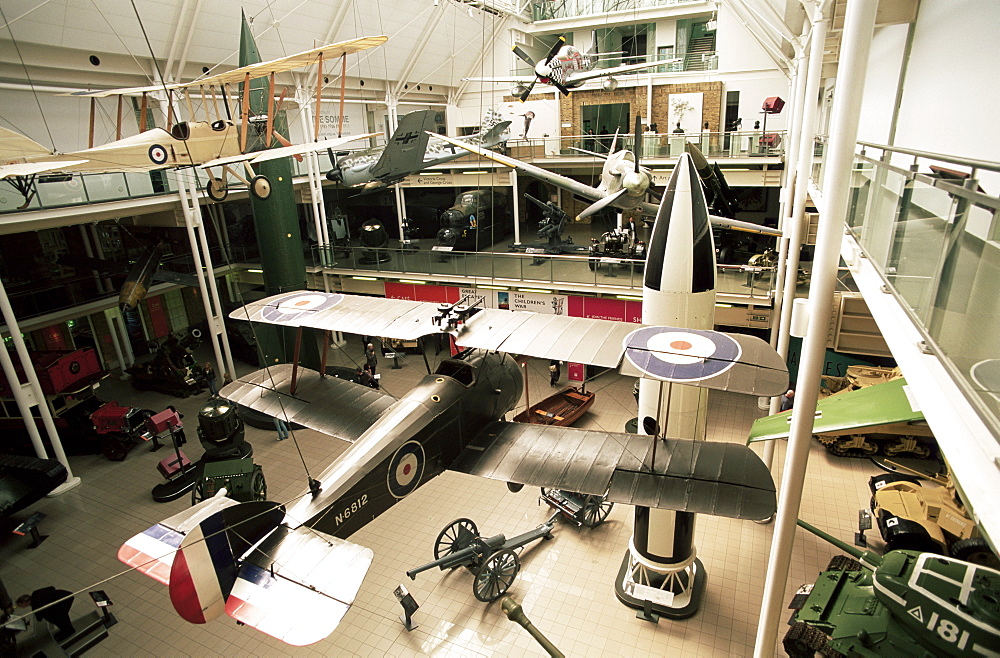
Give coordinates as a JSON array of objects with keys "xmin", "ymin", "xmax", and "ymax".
[
  {"xmin": 291, "ymin": 326, "xmax": 304, "ymax": 396},
  {"xmin": 265, "ymin": 73, "xmax": 275, "ymax": 147}
]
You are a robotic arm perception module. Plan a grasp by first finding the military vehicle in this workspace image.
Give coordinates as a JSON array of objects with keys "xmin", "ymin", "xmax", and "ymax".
[
  {"xmin": 435, "ymin": 189, "xmax": 511, "ymax": 252},
  {"xmin": 869, "ymin": 470, "xmax": 998, "ymax": 568},
  {"xmin": 785, "ymin": 519, "xmax": 1000, "ymax": 657}
]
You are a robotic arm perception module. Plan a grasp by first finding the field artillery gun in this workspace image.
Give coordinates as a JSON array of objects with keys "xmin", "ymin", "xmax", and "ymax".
[
  {"xmin": 784, "ymin": 519, "xmax": 1000, "ymax": 657},
  {"xmin": 406, "ymin": 517, "xmax": 556, "ymax": 602}
]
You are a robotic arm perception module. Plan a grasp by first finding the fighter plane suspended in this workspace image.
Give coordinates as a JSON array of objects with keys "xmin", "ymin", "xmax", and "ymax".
[
  {"xmin": 465, "ymin": 36, "xmax": 677, "ymax": 102},
  {"xmin": 325, "ymin": 109, "xmax": 510, "ymax": 191},
  {"xmin": 0, "ymin": 36, "xmax": 387, "ymax": 206},
  {"xmin": 431, "ymin": 116, "xmax": 781, "ymax": 235},
  {"xmin": 118, "ymin": 280, "xmax": 788, "ymax": 644}
]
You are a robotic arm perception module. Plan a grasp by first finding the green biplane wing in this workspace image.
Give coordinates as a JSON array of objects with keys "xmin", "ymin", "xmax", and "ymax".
[{"xmin": 747, "ymin": 377, "xmax": 929, "ymax": 443}]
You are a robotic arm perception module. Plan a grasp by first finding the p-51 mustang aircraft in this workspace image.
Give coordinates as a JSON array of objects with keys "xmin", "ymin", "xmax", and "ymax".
[
  {"xmin": 465, "ymin": 36, "xmax": 677, "ymax": 102},
  {"xmin": 431, "ymin": 115, "xmax": 780, "ymax": 236},
  {"xmin": 0, "ymin": 36, "xmax": 386, "ymax": 206},
  {"xmin": 325, "ymin": 109, "xmax": 510, "ymax": 191},
  {"xmin": 118, "ymin": 286, "xmax": 787, "ymax": 645}
]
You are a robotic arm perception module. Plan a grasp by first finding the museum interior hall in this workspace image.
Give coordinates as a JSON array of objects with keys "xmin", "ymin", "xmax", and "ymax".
[{"xmin": 1, "ymin": 0, "xmax": 998, "ymax": 656}]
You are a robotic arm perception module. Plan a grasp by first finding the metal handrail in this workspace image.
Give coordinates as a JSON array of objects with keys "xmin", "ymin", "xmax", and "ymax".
[{"xmin": 856, "ymin": 140, "xmax": 1000, "ymax": 173}]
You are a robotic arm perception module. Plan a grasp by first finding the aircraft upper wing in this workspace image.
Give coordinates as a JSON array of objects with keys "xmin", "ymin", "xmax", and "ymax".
[
  {"xmin": 451, "ymin": 421, "xmax": 776, "ymax": 521},
  {"xmin": 428, "ymin": 132, "xmax": 603, "ymax": 203},
  {"xmin": 227, "ymin": 525, "xmax": 373, "ymax": 646},
  {"xmin": 219, "ymin": 364, "xmax": 395, "ymax": 444},
  {"xmin": 747, "ymin": 377, "xmax": 930, "ymax": 443},
  {"xmin": 232, "ymin": 292, "xmax": 789, "ymax": 397}
]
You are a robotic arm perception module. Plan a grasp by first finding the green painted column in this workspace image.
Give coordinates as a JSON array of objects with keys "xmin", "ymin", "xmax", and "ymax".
[{"xmin": 240, "ymin": 14, "xmax": 319, "ymax": 368}]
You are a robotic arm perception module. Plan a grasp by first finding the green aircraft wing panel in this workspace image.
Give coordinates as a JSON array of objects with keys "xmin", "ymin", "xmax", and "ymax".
[{"xmin": 747, "ymin": 377, "xmax": 923, "ymax": 443}]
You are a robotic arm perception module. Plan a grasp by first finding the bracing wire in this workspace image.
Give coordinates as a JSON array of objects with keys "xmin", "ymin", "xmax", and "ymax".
[{"xmin": 0, "ymin": 3, "xmax": 57, "ymax": 149}]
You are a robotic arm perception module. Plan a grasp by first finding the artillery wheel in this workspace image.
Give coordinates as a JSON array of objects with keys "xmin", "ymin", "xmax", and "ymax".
[
  {"xmin": 826, "ymin": 555, "xmax": 862, "ymax": 571},
  {"xmin": 206, "ymin": 177, "xmax": 228, "ymax": 202},
  {"xmin": 434, "ymin": 518, "xmax": 478, "ymax": 560},
  {"xmin": 950, "ymin": 537, "xmax": 1000, "ymax": 568},
  {"xmin": 783, "ymin": 621, "xmax": 831, "ymax": 657},
  {"xmin": 580, "ymin": 494, "xmax": 614, "ymax": 528},
  {"xmin": 191, "ymin": 479, "xmax": 207, "ymax": 506},
  {"xmin": 250, "ymin": 175, "xmax": 272, "ymax": 200},
  {"xmin": 473, "ymin": 548, "xmax": 519, "ymax": 602},
  {"xmin": 251, "ymin": 470, "xmax": 267, "ymax": 501}
]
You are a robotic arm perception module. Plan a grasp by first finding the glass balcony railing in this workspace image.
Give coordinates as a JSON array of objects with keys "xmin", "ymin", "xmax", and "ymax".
[
  {"xmin": 311, "ymin": 245, "xmax": 776, "ymax": 301},
  {"xmin": 835, "ymin": 140, "xmax": 1000, "ymax": 442},
  {"xmin": 531, "ymin": 0, "xmax": 702, "ymax": 21}
]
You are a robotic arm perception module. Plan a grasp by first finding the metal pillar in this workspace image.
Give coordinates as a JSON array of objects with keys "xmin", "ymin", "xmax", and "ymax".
[
  {"xmin": 753, "ymin": 1, "xmax": 877, "ymax": 654},
  {"xmin": 300, "ymin": 98, "xmax": 333, "ymax": 266},
  {"xmin": 0, "ymin": 277, "xmax": 81, "ymax": 493},
  {"xmin": 766, "ymin": 8, "xmax": 829, "ymax": 432},
  {"xmin": 177, "ymin": 169, "xmax": 232, "ymax": 381},
  {"xmin": 103, "ymin": 308, "xmax": 127, "ymax": 374},
  {"xmin": 511, "ymin": 170, "xmax": 521, "ymax": 246}
]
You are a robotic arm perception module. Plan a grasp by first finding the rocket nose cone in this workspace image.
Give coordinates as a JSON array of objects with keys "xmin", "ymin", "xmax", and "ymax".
[{"xmin": 643, "ymin": 152, "xmax": 714, "ymax": 294}]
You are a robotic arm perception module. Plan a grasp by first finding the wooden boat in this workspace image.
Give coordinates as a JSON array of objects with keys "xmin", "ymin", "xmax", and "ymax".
[{"xmin": 513, "ymin": 386, "xmax": 595, "ymax": 426}]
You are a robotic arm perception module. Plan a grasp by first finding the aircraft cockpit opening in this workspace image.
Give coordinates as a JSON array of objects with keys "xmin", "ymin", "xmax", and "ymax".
[{"xmin": 434, "ymin": 359, "xmax": 477, "ymax": 386}]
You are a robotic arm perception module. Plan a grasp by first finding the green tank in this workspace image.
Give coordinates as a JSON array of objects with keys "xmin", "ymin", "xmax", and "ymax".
[{"xmin": 785, "ymin": 520, "xmax": 1000, "ymax": 657}]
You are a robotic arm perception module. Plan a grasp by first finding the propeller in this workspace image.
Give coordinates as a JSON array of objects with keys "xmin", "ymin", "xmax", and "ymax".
[
  {"xmin": 577, "ymin": 115, "xmax": 653, "ymax": 218},
  {"xmin": 512, "ymin": 36, "xmax": 570, "ymax": 101}
]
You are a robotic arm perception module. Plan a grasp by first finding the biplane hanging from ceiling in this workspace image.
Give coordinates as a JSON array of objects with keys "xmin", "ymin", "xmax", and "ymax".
[{"xmin": 0, "ymin": 36, "xmax": 387, "ymax": 207}]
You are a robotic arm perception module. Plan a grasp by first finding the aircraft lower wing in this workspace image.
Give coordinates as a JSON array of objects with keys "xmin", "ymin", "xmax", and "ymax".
[
  {"xmin": 230, "ymin": 292, "xmax": 789, "ymax": 397},
  {"xmin": 219, "ymin": 364, "xmax": 395, "ymax": 443},
  {"xmin": 227, "ymin": 525, "xmax": 373, "ymax": 646},
  {"xmin": 747, "ymin": 377, "xmax": 930, "ymax": 443},
  {"xmin": 0, "ymin": 160, "xmax": 90, "ymax": 179},
  {"xmin": 451, "ymin": 421, "xmax": 776, "ymax": 521}
]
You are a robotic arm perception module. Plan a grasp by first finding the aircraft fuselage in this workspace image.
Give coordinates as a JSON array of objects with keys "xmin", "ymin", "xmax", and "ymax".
[{"xmin": 284, "ymin": 350, "xmax": 523, "ymax": 538}]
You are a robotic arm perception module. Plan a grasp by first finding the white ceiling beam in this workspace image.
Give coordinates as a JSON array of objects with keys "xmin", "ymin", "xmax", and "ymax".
[
  {"xmin": 452, "ymin": 16, "xmax": 511, "ymax": 102},
  {"xmin": 391, "ymin": 2, "xmax": 447, "ymax": 98},
  {"xmin": 163, "ymin": 0, "xmax": 195, "ymax": 82}
]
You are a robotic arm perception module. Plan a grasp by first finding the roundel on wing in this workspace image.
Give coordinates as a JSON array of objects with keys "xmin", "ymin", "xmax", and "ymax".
[
  {"xmin": 623, "ymin": 326, "xmax": 741, "ymax": 383},
  {"xmin": 387, "ymin": 441, "xmax": 425, "ymax": 499},
  {"xmin": 261, "ymin": 292, "xmax": 343, "ymax": 323},
  {"xmin": 148, "ymin": 144, "xmax": 169, "ymax": 165}
]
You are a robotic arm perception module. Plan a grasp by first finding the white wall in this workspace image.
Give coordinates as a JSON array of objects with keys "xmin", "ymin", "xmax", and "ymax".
[
  {"xmin": 892, "ymin": 0, "xmax": 1000, "ymax": 193},
  {"xmin": 855, "ymin": 23, "xmax": 907, "ymax": 145},
  {"xmin": 716, "ymin": 7, "xmax": 778, "ymax": 74}
]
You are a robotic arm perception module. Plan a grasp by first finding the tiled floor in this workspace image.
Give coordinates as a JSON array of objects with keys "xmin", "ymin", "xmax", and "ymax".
[{"xmin": 2, "ymin": 338, "xmax": 884, "ymax": 656}]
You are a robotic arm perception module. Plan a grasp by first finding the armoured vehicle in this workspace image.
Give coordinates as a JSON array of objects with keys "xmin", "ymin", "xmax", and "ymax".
[{"xmin": 785, "ymin": 519, "xmax": 1000, "ymax": 657}]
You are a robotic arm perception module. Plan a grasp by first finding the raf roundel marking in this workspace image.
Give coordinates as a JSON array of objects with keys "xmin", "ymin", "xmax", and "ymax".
[
  {"xmin": 261, "ymin": 292, "xmax": 343, "ymax": 323},
  {"xmin": 623, "ymin": 326, "xmax": 741, "ymax": 382},
  {"xmin": 387, "ymin": 441, "xmax": 425, "ymax": 499},
  {"xmin": 148, "ymin": 144, "xmax": 169, "ymax": 165}
]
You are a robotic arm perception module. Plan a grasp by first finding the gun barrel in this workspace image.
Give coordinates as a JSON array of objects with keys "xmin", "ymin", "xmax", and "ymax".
[
  {"xmin": 797, "ymin": 519, "xmax": 882, "ymax": 568},
  {"xmin": 523, "ymin": 192, "xmax": 548, "ymax": 210},
  {"xmin": 406, "ymin": 534, "xmax": 507, "ymax": 580}
]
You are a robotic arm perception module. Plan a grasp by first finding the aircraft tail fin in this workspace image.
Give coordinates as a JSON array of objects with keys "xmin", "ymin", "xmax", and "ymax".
[
  {"xmin": 478, "ymin": 120, "xmax": 512, "ymax": 148},
  {"xmin": 168, "ymin": 499, "xmax": 285, "ymax": 624},
  {"xmin": 0, "ymin": 127, "xmax": 52, "ymax": 161},
  {"xmin": 226, "ymin": 525, "xmax": 374, "ymax": 646},
  {"xmin": 369, "ymin": 109, "xmax": 435, "ymax": 180}
]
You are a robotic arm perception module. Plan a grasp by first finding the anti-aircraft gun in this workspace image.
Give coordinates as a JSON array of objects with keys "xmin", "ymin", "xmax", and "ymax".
[
  {"xmin": 784, "ymin": 518, "xmax": 1000, "ymax": 657},
  {"xmin": 524, "ymin": 193, "xmax": 572, "ymax": 254}
]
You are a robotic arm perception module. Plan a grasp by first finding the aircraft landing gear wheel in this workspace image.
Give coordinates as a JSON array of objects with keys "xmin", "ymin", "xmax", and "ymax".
[
  {"xmin": 191, "ymin": 480, "xmax": 207, "ymax": 506},
  {"xmin": 206, "ymin": 177, "xmax": 228, "ymax": 202},
  {"xmin": 580, "ymin": 494, "xmax": 613, "ymax": 528},
  {"xmin": 473, "ymin": 548, "xmax": 519, "ymax": 602},
  {"xmin": 251, "ymin": 470, "xmax": 267, "ymax": 501},
  {"xmin": 434, "ymin": 518, "xmax": 478, "ymax": 560},
  {"xmin": 250, "ymin": 175, "xmax": 271, "ymax": 200}
]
